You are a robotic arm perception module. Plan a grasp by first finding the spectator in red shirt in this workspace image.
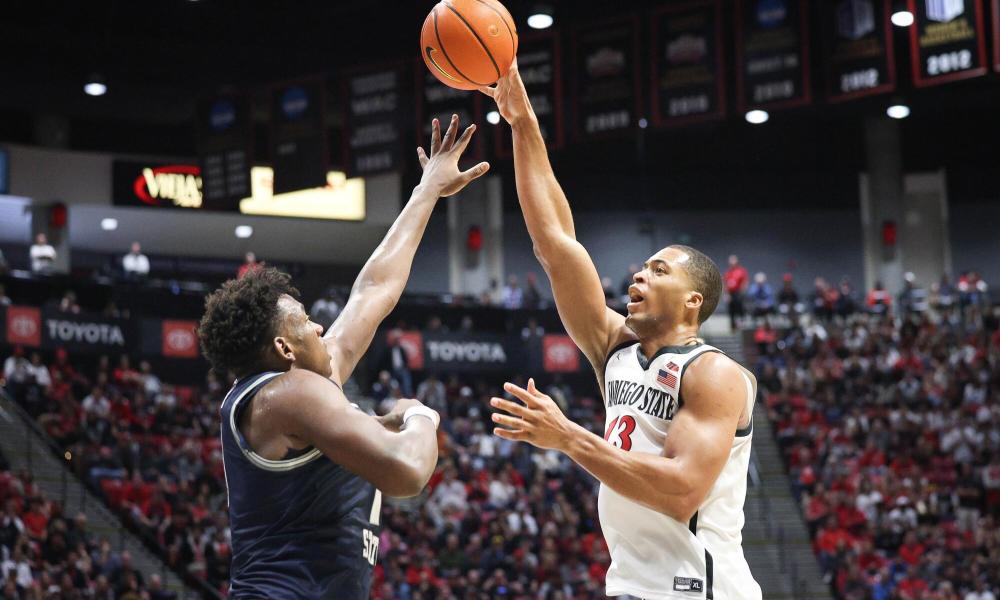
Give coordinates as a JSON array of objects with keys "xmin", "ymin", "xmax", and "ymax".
[
  {"xmin": 21, "ymin": 498, "xmax": 49, "ymax": 540},
  {"xmin": 723, "ymin": 254, "xmax": 749, "ymax": 329},
  {"xmin": 898, "ymin": 531, "xmax": 925, "ymax": 566},
  {"xmin": 236, "ymin": 251, "xmax": 262, "ymax": 278},
  {"xmin": 866, "ymin": 280, "xmax": 892, "ymax": 315},
  {"xmin": 896, "ymin": 565, "xmax": 929, "ymax": 599}
]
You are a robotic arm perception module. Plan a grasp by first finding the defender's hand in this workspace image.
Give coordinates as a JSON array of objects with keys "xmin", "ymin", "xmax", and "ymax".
[
  {"xmin": 477, "ymin": 60, "xmax": 533, "ymax": 126},
  {"xmin": 490, "ymin": 378, "xmax": 573, "ymax": 451},
  {"xmin": 417, "ymin": 114, "xmax": 490, "ymax": 197}
]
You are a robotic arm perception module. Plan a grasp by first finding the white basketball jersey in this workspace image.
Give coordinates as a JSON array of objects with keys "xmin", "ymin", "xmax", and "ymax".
[{"xmin": 599, "ymin": 342, "xmax": 762, "ymax": 600}]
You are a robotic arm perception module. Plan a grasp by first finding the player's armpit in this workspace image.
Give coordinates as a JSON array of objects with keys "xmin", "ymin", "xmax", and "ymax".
[{"xmin": 269, "ymin": 369, "xmax": 438, "ymax": 498}]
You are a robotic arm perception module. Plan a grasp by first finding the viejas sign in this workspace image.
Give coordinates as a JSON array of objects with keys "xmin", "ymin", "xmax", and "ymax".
[{"xmin": 113, "ymin": 161, "xmax": 203, "ymax": 209}]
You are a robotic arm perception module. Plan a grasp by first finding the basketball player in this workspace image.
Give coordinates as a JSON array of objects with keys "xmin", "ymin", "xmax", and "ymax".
[
  {"xmin": 480, "ymin": 66, "xmax": 762, "ymax": 599},
  {"xmin": 198, "ymin": 116, "xmax": 489, "ymax": 599}
]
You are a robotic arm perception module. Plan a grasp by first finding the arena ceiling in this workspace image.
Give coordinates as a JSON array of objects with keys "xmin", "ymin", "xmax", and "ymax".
[{"xmin": 1, "ymin": 0, "xmax": 998, "ymax": 209}]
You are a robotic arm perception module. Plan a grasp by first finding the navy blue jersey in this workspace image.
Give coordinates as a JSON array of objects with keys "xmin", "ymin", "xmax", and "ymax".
[{"xmin": 220, "ymin": 372, "xmax": 380, "ymax": 599}]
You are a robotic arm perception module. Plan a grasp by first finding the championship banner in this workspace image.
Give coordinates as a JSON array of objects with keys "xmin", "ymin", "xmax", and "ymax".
[
  {"xmin": 572, "ymin": 17, "xmax": 641, "ymax": 139},
  {"xmin": 5, "ymin": 306, "xmax": 41, "ymax": 348},
  {"xmin": 735, "ymin": 0, "xmax": 812, "ymax": 112},
  {"xmin": 40, "ymin": 309, "xmax": 131, "ymax": 355},
  {"xmin": 908, "ymin": 0, "xmax": 988, "ymax": 86},
  {"xmin": 344, "ymin": 63, "xmax": 411, "ymax": 177},
  {"xmin": 823, "ymin": 0, "xmax": 896, "ymax": 102},
  {"xmin": 197, "ymin": 94, "xmax": 252, "ymax": 213},
  {"xmin": 415, "ymin": 62, "xmax": 483, "ymax": 167},
  {"xmin": 650, "ymin": 0, "xmax": 726, "ymax": 126},
  {"xmin": 0, "ymin": 148, "xmax": 8, "ymax": 195},
  {"xmin": 992, "ymin": 0, "xmax": 999, "ymax": 71},
  {"xmin": 993, "ymin": 0, "xmax": 1000, "ymax": 71},
  {"xmin": 112, "ymin": 160, "xmax": 203, "ymax": 210},
  {"xmin": 270, "ymin": 78, "xmax": 329, "ymax": 193},
  {"xmin": 496, "ymin": 32, "xmax": 564, "ymax": 157}
]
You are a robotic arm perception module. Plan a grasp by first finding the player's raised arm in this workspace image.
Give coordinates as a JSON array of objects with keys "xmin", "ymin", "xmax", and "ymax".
[
  {"xmin": 324, "ymin": 115, "xmax": 489, "ymax": 384},
  {"xmin": 269, "ymin": 369, "xmax": 439, "ymax": 498},
  {"xmin": 480, "ymin": 64, "xmax": 627, "ymax": 369}
]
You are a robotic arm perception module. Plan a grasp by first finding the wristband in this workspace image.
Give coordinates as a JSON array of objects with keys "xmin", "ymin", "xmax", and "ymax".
[{"xmin": 403, "ymin": 405, "xmax": 440, "ymax": 430}]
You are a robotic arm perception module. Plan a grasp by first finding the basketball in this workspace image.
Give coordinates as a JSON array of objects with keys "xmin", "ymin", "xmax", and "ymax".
[{"xmin": 420, "ymin": 0, "xmax": 518, "ymax": 90}]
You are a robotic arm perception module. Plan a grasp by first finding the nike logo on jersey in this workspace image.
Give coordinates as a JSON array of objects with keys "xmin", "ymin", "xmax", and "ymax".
[{"xmin": 606, "ymin": 379, "xmax": 678, "ymax": 421}]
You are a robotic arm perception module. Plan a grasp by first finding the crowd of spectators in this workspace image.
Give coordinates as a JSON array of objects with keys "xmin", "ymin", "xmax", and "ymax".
[
  {"xmin": 0, "ymin": 447, "xmax": 174, "ymax": 599},
  {"xmin": 756, "ymin": 306, "xmax": 1000, "ymax": 599},
  {"xmin": 2, "ymin": 343, "xmax": 230, "ymax": 597}
]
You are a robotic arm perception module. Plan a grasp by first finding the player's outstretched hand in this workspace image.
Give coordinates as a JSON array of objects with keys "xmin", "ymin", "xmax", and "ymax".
[
  {"xmin": 417, "ymin": 114, "xmax": 490, "ymax": 197},
  {"xmin": 490, "ymin": 378, "xmax": 573, "ymax": 451},
  {"xmin": 477, "ymin": 59, "xmax": 532, "ymax": 126}
]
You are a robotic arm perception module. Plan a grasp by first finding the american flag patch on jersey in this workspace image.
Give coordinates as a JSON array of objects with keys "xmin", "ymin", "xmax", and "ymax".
[{"xmin": 657, "ymin": 368, "xmax": 678, "ymax": 388}]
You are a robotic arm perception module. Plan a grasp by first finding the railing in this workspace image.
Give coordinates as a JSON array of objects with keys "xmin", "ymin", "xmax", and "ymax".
[
  {"xmin": 0, "ymin": 387, "xmax": 220, "ymax": 600},
  {"xmin": 749, "ymin": 448, "xmax": 810, "ymax": 598}
]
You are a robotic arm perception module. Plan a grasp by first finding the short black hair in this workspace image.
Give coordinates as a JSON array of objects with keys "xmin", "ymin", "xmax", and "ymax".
[
  {"xmin": 670, "ymin": 245, "xmax": 722, "ymax": 324},
  {"xmin": 198, "ymin": 267, "xmax": 299, "ymax": 376}
]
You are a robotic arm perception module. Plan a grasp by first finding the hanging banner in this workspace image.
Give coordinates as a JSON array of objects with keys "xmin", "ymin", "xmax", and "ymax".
[
  {"xmin": 992, "ymin": 0, "xmax": 999, "ymax": 71},
  {"xmin": 415, "ymin": 62, "xmax": 484, "ymax": 167},
  {"xmin": 197, "ymin": 93, "xmax": 252, "ymax": 212},
  {"xmin": 735, "ymin": 0, "xmax": 812, "ymax": 112},
  {"xmin": 496, "ymin": 32, "xmax": 564, "ymax": 157},
  {"xmin": 270, "ymin": 78, "xmax": 329, "ymax": 193},
  {"xmin": 572, "ymin": 17, "xmax": 641, "ymax": 139},
  {"xmin": 0, "ymin": 148, "xmax": 8, "ymax": 195},
  {"xmin": 650, "ymin": 0, "xmax": 726, "ymax": 126},
  {"xmin": 823, "ymin": 0, "xmax": 896, "ymax": 102},
  {"xmin": 908, "ymin": 0, "xmax": 988, "ymax": 86},
  {"xmin": 344, "ymin": 62, "xmax": 411, "ymax": 177}
]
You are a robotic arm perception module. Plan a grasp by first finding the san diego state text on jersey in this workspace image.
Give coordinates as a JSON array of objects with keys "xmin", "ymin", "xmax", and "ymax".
[{"xmin": 605, "ymin": 379, "xmax": 679, "ymax": 421}]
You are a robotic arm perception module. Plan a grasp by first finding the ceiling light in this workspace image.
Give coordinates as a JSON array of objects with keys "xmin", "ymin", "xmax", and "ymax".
[
  {"xmin": 887, "ymin": 104, "xmax": 911, "ymax": 119},
  {"xmin": 486, "ymin": 111, "xmax": 501, "ymax": 125},
  {"xmin": 100, "ymin": 218, "xmax": 118, "ymax": 231},
  {"xmin": 235, "ymin": 225, "xmax": 254, "ymax": 239},
  {"xmin": 527, "ymin": 4, "xmax": 553, "ymax": 29},
  {"xmin": 745, "ymin": 110, "xmax": 769, "ymax": 125},
  {"xmin": 84, "ymin": 81, "xmax": 107, "ymax": 96},
  {"xmin": 638, "ymin": 118, "xmax": 649, "ymax": 129},
  {"xmin": 891, "ymin": 11, "xmax": 914, "ymax": 27}
]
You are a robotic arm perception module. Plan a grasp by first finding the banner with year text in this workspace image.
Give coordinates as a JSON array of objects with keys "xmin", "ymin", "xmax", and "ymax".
[
  {"xmin": 650, "ymin": 0, "xmax": 727, "ymax": 126},
  {"xmin": 823, "ymin": 0, "xmax": 896, "ymax": 102},
  {"xmin": 572, "ymin": 17, "xmax": 641, "ymax": 140},
  {"xmin": 735, "ymin": 0, "xmax": 812, "ymax": 112},
  {"xmin": 496, "ymin": 32, "xmax": 564, "ymax": 157},
  {"xmin": 908, "ymin": 0, "xmax": 988, "ymax": 86}
]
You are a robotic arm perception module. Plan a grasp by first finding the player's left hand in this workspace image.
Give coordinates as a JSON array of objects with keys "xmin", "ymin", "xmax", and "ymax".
[
  {"xmin": 490, "ymin": 378, "xmax": 574, "ymax": 451},
  {"xmin": 417, "ymin": 114, "xmax": 490, "ymax": 197}
]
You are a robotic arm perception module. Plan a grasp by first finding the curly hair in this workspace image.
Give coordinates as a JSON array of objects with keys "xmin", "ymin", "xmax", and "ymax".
[{"xmin": 198, "ymin": 267, "xmax": 300, "ymax": 376}]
